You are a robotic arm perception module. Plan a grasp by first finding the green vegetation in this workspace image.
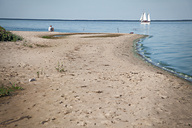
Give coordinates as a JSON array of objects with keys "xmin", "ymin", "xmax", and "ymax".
[
  {"xmin": 42, "ymin": 34, "xmax": 72, "ymax": 39},
  {"xmin": 42, "ymin": 35, "xmax": 52, "ymax": 39},
  {"xmin": 37, "ymin": 71, "xmax": 40, "ymax": 78},
  {"xmin": 0, "ymin": 83, "xmax": 23, "ymax": 97},
  {"xmin": 82, "ymin": 34, "xmax": 123, "ymax": 38},
  {"xmin": 0, "ymin": 26, "xmax": 23, "ymax": 42},
  {"xmin": 56, "ymin": 61, "xmax": 66, "ymax": 72},
  {"xmin": 42, "ymin": 33, "xmax": 122, "ymax": 39}
]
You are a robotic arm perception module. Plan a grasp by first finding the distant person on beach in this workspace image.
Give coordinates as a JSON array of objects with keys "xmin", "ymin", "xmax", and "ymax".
[{"xmin": 48, "ymin": 25, "xmax": 54, "ymax": 32}]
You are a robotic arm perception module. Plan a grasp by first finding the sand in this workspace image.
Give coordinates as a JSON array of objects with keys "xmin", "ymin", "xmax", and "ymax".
[{"xmin": 0, "ymin": 31, "xmax": 192, "ymax": 128}]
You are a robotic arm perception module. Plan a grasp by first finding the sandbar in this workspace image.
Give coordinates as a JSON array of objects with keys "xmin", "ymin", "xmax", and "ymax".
[{"xmin": 0, "ymin": 31, "xmax": 192, "ymax": 128}]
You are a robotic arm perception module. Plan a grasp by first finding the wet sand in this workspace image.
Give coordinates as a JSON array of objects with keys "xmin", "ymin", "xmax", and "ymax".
[{"xmin": 0, "ymin": 31, "xmax": 192, "ymax": 128}]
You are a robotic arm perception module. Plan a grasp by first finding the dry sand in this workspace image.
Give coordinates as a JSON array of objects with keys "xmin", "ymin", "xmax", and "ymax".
[{"xmin": 0, "ymin": 31, "xmax": 192, "ymax": 128}]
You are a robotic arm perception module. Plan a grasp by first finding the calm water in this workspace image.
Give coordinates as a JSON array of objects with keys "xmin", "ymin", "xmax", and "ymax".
[{"xmin": 0, "ymin": 19, "xmax": 192, "ymax": 82}]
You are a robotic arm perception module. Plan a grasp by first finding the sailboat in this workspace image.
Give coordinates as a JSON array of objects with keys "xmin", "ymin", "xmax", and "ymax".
[{"xmin": 140, "ymin": 12, "xmax": 151, "ymax": 24}]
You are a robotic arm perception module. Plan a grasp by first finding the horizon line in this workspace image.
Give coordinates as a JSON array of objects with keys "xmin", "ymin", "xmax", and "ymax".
[{"xmin": 0, "ymin": 18, "xmax": 192, "ymax": 22}]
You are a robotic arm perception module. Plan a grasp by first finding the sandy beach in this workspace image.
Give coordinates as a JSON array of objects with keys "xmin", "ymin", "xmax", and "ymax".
[{"xmin": 0, "ymin": 31, "xmax": 192, "ymax": 128}]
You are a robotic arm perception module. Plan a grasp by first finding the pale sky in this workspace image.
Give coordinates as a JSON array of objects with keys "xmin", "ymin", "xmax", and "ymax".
[{"xmin": 0, "ymin": 0, "xmax": 192, "ymax": 20}]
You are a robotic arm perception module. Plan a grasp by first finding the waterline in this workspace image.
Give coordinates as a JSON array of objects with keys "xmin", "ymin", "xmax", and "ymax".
[{"xmin": 136, "ymin": 36, "xmax": 192, "ymax": 82}]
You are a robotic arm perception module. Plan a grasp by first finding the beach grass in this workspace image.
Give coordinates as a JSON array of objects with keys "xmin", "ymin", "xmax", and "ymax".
[
  {"xmin": 42, "ymin": 33, "xmax": 123, "ymax": 39},
  {"xmin": 0, "ymin": 26, "xmax": 23, "ymax": 42},
  {"xmin": 82, "ymin": 34, "xmax": 123, "ymax": 38},
  {"xmin": 42, "ymin": 34, "xmax": 74, "ymax": 39},
  {"xmin": 0, "ymin": 83, "xmax": 23, "ymax": 97},
  {"xmin": 55, "ymin": 61, "xmax": 66, "ymax": 72},
  {"xmin": 42, "ymin": 35, "xmax": 53, "ymax": 39}
]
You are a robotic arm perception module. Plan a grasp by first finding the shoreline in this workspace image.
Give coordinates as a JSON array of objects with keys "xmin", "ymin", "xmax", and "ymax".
[
  {"xmin": 133, "ymin": 36, "xmax": 192, "ymax": 84},
  {"xmin": 0, "ymin": 31, "xmax": 192, "ymax": 127}
]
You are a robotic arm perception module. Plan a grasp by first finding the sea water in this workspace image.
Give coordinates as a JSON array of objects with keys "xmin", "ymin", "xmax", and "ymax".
[
  {"xmin": 0, "ymin": 19, "xmax": 192, "ymax": 82},
  {"xmin": 137, "ymin": 22, "xmax": 192, "ymax": 82}
]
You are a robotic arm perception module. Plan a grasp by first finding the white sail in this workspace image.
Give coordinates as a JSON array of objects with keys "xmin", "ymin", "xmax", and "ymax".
[
  {"xmin": 148, "ymin": 14, "xmax": 151, "ymax": 21},
  {"xmin": 140, "ymin": 14, "xmax": 143, "ymax": 21},
  {"xmin": 143, "ymin": 13, "xmax": 147, "ymax": 21},
  {"xmin": 140, "ymin": 12, "xmax": 151, "ymax": 24}
]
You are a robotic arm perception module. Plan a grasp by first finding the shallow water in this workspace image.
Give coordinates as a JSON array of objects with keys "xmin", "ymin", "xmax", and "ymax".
[
  {"xmin": 0, "ymin": 19, "xmax": 192, "ymax": 82},
  {"xmin": 137, "ymin": 22, "xmax": 192, "ymax": 82}
]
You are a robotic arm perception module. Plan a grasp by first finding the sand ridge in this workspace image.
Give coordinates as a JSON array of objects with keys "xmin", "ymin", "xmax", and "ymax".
[{"xmin": 0, "ymin": 31, "xmax": 192, "ymax": 128}]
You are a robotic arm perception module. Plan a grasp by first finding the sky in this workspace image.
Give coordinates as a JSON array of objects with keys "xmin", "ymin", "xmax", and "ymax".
[{"xmin": 0, "ymin": 0, "xmax": 192, "ymax": 20}]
